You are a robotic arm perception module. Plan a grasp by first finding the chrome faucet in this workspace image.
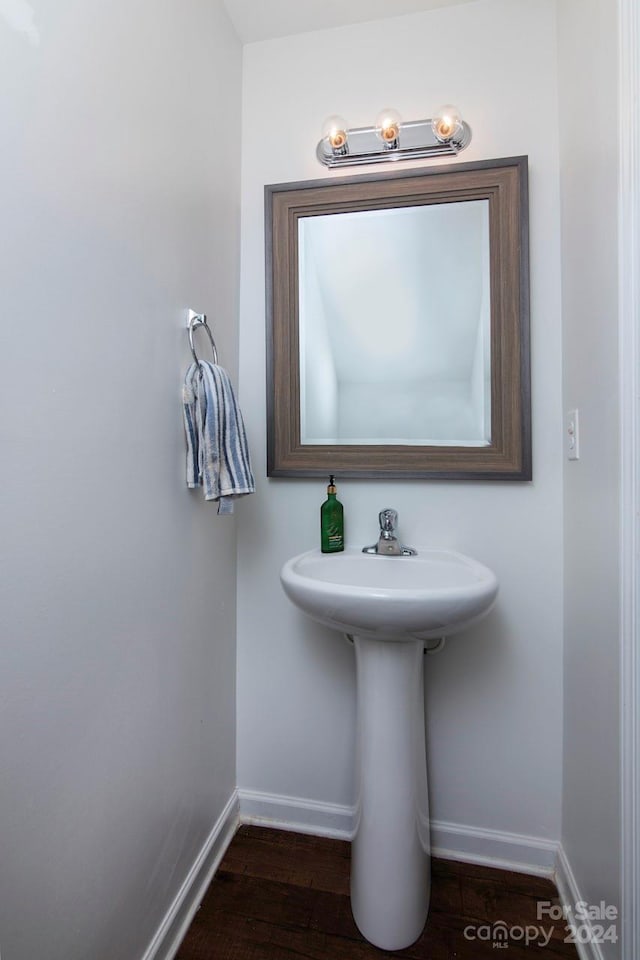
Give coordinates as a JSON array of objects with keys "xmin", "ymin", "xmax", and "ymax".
[{"xmin": 362, "ymin": 509, "xmax": 417, "ymax": 557}]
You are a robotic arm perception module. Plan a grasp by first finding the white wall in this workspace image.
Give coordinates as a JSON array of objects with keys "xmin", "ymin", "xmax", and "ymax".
[
  {"xmin": 237, "ymin": 0, "xmax": 565, "ymax": 848},
  {"xmin": 557, "ymin": 0, "xmax": 621, "ymax": 948},
  {"xmin": 0, "ymin": 3, "xmax": 241, "ymax": 958}
]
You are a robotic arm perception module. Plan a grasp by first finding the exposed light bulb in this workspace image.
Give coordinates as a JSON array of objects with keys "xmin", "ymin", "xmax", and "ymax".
[
  {"xmin": 375, "ymin": 107, "xmax": 402, "ymax": 147},
  {"xmin": 321, "ymin": 115, "xmax": 349, "ymax": 153},
  {"xmin": 431, "ymin": 105, "xmax": 463, "ymax": 142}
]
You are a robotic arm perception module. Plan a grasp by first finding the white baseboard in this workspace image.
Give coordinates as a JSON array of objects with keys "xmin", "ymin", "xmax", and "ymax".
[
  {"xmin": 431, "ymin": 819, "xmax": 557, "ymax": 876},
  {"xmin": 554, "ymin": 845, "xmax": 607, "ymax": 960},
  {"xmin": 237, "ymin": 787, "xmax": 558, "ymax": 876},
  {"xmin": 141, "ymin": 789, "xmax": 239, "ymax": 960},
  {"xmin": 238, "ymin": 787, "xmax": 356, "ymax": 839}
]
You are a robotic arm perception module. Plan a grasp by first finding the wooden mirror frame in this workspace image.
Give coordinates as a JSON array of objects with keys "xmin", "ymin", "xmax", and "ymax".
[{"xmin": 266, "ymin": 156, "xmax": 530, "ymax": 480}]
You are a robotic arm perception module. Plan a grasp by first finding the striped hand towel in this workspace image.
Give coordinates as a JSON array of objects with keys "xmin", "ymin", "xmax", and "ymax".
[{"xmin": 183, "ymin": 361, "xmax": 255, "ymax": 514}]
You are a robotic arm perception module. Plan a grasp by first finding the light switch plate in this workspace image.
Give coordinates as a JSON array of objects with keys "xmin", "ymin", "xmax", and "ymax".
[{"xmin": 566, "ymin": 409, "xmax": 580, "ymax": 460}]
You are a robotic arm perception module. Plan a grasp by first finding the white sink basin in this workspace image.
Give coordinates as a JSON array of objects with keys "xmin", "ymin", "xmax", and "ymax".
[{"xmin": 280, "ymin": 546, "xmax": 498, "ymax": 641}]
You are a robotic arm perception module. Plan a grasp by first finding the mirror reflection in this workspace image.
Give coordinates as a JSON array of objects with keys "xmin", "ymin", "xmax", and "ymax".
[{"xmin": 298, "ymin": 200, "xmax": 491, "ymax": 447}]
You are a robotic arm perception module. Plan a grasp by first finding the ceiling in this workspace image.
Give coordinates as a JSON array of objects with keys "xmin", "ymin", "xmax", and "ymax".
[{"xmin": 223, "ymin": 0, "xmax": 473, "ymax": 44}]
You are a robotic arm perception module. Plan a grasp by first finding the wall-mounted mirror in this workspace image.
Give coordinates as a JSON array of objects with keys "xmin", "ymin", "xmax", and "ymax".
[{"xmin": 266, "ymin": 156, "xmax": 530, "ymax": 479}]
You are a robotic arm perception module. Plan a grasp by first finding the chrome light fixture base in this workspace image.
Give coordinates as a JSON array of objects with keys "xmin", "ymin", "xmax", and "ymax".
[{"xmin": 317, "ymin": 117, "xmax": 472, "ymax": 169}]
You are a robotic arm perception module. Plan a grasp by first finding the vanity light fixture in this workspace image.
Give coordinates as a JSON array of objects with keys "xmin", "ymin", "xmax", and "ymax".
[{"xmin": 317, "ymin": 104, "xmax": 471, "ymax": 168}]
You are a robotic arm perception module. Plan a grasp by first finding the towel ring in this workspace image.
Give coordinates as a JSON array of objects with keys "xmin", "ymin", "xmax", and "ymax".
[{"xmin": 188, "ymin": 310, "xmax": 218, "ymax": 368}]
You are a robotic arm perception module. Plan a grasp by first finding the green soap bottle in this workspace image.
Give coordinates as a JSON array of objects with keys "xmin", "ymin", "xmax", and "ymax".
[{"xmin": 321, "ymin": 475, "xmax": 344, "ymax": 553}]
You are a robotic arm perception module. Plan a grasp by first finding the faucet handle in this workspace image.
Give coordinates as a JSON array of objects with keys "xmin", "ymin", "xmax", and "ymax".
[
  {"xmin": 363, "ymin": 507, "xmax": 417, "ymax": 555},
  {"xmin": 379, "ymin": 508, "xmax": 398, "ymax": 533}
]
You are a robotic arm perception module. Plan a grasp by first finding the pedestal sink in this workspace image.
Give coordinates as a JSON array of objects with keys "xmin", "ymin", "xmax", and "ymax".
[{"xmin": 280, "ymin": 547, "xmax": 498, "ymax": 951}]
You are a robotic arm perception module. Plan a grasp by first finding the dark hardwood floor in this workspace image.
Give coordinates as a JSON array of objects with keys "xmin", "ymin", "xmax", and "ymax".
[{"xmin": 175, "ymin": 825, "xmax": 579, "ymax": 959}]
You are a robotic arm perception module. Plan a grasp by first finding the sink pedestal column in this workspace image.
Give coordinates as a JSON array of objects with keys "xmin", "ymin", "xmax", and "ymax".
[{"xmin": 351, "ymin": 635, "xmax": 430, "ymax": 951}]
